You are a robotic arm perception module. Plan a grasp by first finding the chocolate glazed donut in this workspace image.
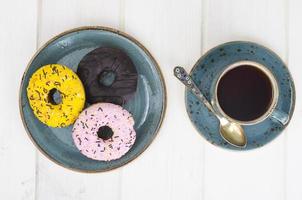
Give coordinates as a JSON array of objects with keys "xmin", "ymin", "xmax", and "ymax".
[{"xmin": 77, "ymin": 47, "xmax": 138, "ymax": 105}]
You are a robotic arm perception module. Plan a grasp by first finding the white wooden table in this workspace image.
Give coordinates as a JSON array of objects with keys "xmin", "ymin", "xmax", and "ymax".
[{"xmin": 1, "ymin": 0, "xmax": 301, "ymax": 199}]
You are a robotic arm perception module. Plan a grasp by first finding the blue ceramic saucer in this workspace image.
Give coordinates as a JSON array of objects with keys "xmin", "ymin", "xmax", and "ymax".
[
  {"xmin": 19, "ymin": 26, "xmax": 166, "ymax": 172},
  {"xmin": 185, "ymin": 41, "xmax": 295, "ymax": 150}
]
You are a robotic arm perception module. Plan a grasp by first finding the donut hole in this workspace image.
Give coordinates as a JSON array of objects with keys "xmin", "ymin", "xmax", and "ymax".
[
  {"xmin": 97, "ymin": 126, "xmax": 114, "ymax": 140},
  {"xmin": 48, "ymin": 88, "xmax": 62, "ymax": 105},
  {"xmin": 98, "ymin": 70, "xmax": 116, "ymax": 87}
]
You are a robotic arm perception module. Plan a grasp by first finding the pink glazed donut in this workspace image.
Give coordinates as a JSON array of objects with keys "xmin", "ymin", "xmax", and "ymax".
[{"xmin": 72, "ymin": 103, "xmax": 136, "ymax": 161}]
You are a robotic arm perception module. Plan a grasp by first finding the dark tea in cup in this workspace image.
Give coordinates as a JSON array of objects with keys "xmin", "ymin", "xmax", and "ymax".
[{"xmin": 216, "ymin": 61, "xmax": 277, "ymax": 123}]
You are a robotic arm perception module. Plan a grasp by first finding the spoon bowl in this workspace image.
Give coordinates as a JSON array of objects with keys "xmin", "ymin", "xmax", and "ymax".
[{"xmin": 219, "ymin": 116, "xmax": 247, "ymax": 147}]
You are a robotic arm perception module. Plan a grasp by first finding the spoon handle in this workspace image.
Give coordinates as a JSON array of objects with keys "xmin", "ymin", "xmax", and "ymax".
[
  {"xmin": 174, "ymin": 66, "xmax": 214, "ymax": 113},
  {"xmin": 174, "ymin": 66, "xmax": 247, "ymax": 148}
]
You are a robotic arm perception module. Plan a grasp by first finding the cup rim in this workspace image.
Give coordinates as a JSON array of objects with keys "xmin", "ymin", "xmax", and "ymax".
[{"xmin": 212, "ymin": 60, "xmax": 279, "ymax": 125}]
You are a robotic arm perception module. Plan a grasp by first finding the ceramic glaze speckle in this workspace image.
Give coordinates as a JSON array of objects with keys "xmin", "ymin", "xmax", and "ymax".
[
  {"xmin": 19, "ymin": 27, "xmax": 166, "ymax": 172},
  {"xmin": 185, "ymin": 41, "xmax": 295, "ymax": 150}
]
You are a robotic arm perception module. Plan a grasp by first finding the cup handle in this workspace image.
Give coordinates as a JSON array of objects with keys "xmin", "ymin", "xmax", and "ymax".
[{"xmin": 270, "ymin": 109, "xmax": 289, "ymax": 125}]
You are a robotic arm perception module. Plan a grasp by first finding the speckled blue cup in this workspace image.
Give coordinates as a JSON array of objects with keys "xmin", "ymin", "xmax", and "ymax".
[{"xmin": 185, "ymin": 41, "xmax": 295, "ymax": 150}]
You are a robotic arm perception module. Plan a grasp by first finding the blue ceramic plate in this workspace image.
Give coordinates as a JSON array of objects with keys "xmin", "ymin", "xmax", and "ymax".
[
  {"xmin": 186, "ymin": 41, "xmax": 295, "ymax": 150},
  {"xmin": 20, "ymin": 26, "xmax": 166, "ymax": 172}
]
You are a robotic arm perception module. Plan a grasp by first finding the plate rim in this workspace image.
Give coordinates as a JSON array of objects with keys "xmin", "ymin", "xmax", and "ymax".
[
  {"xmin": 185, "ymin": 40, "xmax": 296, "ymax": 151},
  {"xmin": 19, "ymin": 26, "xmax": 167, "ymax": 173}
]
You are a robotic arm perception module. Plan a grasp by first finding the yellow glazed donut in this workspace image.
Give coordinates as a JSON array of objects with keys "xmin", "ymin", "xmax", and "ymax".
[{"xmin": 27, "ymin": 64, "xmax": 85, "ymax": 127}]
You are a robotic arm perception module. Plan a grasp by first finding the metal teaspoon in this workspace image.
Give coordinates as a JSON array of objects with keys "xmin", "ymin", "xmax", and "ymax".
[{"xmin": 174, "ymin": 66, "xmax": 247, "ymax": 148}]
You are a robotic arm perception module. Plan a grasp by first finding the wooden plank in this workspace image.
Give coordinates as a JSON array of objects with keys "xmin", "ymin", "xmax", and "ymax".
[
  {"xmin": 36, "ymin": 1, "xmax": 121, "ymax": 199},
  {"xmin": 121, "ymin": 0, "xmax": 204, "ymax": 199},
  {"xmin": 36, "ymin": 155, "xmax": 121, "ymax": 200},
  {"xmin": 0, "ymin": 0, "xmax": 37, "ymax": 199},
  {"xmin": 286, "ymin": 0, "xmax": 302, "ymax": 199},
  {"xmin": 39, "ymin": 0, "xmax": 122, "ymax": 45},
  {"xmin": 203, "ymin": 0, "xmax": 288, "ymax": 199}
]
